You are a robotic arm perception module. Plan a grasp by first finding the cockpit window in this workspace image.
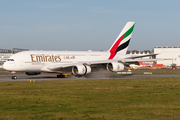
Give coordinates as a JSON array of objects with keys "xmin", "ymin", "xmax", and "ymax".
[{"xmin": 7, "ymin": 59, "xmax": 14, "ymax": 61}]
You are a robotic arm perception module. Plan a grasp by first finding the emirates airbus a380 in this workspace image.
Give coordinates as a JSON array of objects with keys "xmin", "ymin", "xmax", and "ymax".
[{"xmin": 3, "ymin": 22, "xmax": 155, "ymax": 79}]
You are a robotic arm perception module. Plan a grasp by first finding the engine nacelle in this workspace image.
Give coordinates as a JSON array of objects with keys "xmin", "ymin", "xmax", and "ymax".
[
  {"xmin": 72, "ymin": 65, "xmax": 91, "ymax": 75},
  {"xmin": 25, "ymin": 72, "xmax": 41, "ymax": 76},
  {"xmin": 107, "ymin": 62, "xmax": 124, "ymax": 72}
]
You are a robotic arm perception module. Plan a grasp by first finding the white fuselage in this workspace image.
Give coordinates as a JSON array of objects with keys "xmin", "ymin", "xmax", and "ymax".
[{"xmin": 3, "ymin": 51, "xmax": 129, "ymax": 72}]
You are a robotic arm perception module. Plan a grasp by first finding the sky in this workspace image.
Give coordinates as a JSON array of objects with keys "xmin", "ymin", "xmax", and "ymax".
[{"xmin": 0, "ymin": 0, "xmax": 180, "ymax": 51}]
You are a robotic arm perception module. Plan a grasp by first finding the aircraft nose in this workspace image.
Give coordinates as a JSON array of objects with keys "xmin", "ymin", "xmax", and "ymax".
[{"xmin": 3, "ymin": 62, "xmax": 9, "ymax": 70}]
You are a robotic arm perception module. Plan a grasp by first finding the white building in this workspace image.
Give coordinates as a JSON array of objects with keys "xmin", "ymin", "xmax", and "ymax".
[
  {"xmin": 126, "ymin": 50, "xmax": 153, "ymax": 59},
  {"xmin": 153, "ymin": 46, "xmax": 180, "ymax": 66},
  {"xmin": 126, "ymin": 50, "xmax": 155, "ymax": 68}
]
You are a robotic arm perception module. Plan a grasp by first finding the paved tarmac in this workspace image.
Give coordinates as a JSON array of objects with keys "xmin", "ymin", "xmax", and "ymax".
[{"xmin": 1, "ymin": 73, "xmax": 180, "ymax": 82}]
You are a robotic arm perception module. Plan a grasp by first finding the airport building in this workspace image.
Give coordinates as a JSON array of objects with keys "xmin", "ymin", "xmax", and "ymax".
[
  {"xmin": 126, "ymin": 50, "xmax": 156, "ymax": 68},
  {"xmin": 127, "ymin": 47, "xmax": 180, "ymax": 68},
  {"xmin": 127, "ymin": 50, "xmax": 154, "ymax": 59},
  {"xmin": 153, "ymin": 46, "xmax": 180, "ymax": 66},
  {"xmin": 127, "ymin": 47, "xmax": 180, "ymax": 67}
]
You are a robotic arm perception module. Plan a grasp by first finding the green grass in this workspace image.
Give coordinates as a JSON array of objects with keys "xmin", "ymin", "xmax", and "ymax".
[{"xmin": 1, "ymin": 78, "xmax": 180, "ymax": 119}]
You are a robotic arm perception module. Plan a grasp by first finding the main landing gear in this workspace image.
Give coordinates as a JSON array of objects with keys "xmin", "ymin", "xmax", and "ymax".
[
  {"xmin": 57, "ymin": 74, "xmax": 66, "ymax": 78},
  {"xmin": 57, "ymin": 73, "xmax": 71, "ymax": 78},
  {"xmin": 11, "ymin": 72, "xmax": 17, "ymax": 79}
]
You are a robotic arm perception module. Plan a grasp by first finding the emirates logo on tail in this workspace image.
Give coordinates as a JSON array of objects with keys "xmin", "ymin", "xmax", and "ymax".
[{"xmin": 108, "ymin": 22, "xmax": 135, "ymax": 59}]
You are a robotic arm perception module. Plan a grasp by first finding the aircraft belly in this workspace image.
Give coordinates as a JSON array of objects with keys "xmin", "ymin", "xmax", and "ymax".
[{"xmin": 15, "ymin": 63, "xmax": 44, "ymax": 72}]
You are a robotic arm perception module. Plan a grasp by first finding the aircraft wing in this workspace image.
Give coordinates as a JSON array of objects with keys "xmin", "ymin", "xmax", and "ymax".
[
  {"xmin": 41, "ymin": 63, "xmax": 81, "ymax": 72},
  {"xmin": 88, "ymin": 58, "xmax": 160, "ymax": 67},
  {"xmin": 41, "ymin": 58, "xmax": 160, "ymax": 72},
  {"xmin": 126, "ymin": 53, "xmax": 158, "ymax": 59}
]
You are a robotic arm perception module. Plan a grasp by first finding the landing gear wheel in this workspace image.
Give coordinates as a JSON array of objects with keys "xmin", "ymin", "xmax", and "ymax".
[
  {"xmin": 57, "ymin": 75, "xmax": 60, "ymax": 78},
  {"xmin": 11, "ymin": 72, "xmax": 17, "ymax": 79},
  {"xmin": 11, "ymin": 76, "xmax": 17, "ymax": 79},
  {"xmin": 57, "ymin": 74, "xmax": 66, "ymax": 78}
]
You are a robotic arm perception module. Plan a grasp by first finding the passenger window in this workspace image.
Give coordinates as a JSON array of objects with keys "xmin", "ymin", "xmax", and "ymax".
[{"xmin": 8, "ymin": 59, "xmax": 14, "ymax": 61}]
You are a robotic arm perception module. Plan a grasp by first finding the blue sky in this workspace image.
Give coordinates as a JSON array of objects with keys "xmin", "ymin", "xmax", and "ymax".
[{"xmin": 0, "ymin": 0, "xmax": 180, "ymax": 51}]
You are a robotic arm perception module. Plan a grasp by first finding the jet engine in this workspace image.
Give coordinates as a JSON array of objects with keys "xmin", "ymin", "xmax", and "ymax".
[
  {"xmin": 25, "ymin": 72, "xmax": 41, "ymax": 76},
  {"xmin": 107, "ymin": 62, "xmax": 124, "ymax": 72},
  {"xmin": 72, "ymin": 65, "xmax": 91, "ymax": 75}
]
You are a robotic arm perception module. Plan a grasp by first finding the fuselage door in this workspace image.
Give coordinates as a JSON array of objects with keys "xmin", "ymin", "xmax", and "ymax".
[{"xmin": 6, "ymin": 59, "xmax": 15, "ymax": 67}]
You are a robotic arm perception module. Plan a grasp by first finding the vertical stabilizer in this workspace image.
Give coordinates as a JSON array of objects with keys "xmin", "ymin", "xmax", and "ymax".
[{"xmin": 108, "ymin": 22, "xmax": 135, "ymax": 59}]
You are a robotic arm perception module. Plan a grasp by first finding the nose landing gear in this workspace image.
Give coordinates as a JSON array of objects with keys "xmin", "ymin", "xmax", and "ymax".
[
  {"xmin": 11, "ymin": 76, "xmax": 17, "ymax": 79},
  {"xmin": 11, "ymin": 72, "xmax": 17, "ymax": 79}
]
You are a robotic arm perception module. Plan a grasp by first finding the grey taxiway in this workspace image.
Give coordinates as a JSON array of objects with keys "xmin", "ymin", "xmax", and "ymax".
[{"xmin": 1, "ymin": 73, "xmax": 180, "ymax": 82}]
